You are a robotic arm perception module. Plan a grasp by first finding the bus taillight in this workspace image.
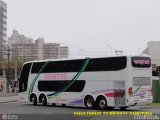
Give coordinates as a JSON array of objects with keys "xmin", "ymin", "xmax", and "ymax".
[{"xmin": 128, "ymin": 87, "xmax": 132, "ymax": 96}]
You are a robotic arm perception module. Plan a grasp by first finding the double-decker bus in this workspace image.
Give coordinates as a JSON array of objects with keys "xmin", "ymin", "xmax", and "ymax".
[{"xmin": 19, "ymin": 55, "xmax": 152, "ymax": 110}]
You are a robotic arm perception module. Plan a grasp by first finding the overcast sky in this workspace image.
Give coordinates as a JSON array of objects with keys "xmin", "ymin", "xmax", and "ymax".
[{"xmin": 5, "ymin": 0, "xmax": 160, "ymax": 57}]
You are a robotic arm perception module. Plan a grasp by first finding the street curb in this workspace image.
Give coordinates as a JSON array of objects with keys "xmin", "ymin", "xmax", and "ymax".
[
  {"xmin": 138, "ymin": 106, "xmax": 160, "ymax": 109},
  {"xmin": 0, "ymin": 95, "xmax": 19, "ymax": 103},
  {"xmin": 0, "ymin": 100, "xmax": 19, "ymax": 103}
]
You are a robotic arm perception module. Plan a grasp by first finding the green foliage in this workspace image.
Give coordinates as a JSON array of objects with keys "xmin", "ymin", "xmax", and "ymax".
[
  {"xmin": 152, "ymin": 80, "xmax": 160, "ymax": 102},
  {"xmin": 147, "ymin": 102, "xmax": 160, "ymax": 106},
  {"xmin": 0, "ymin": 58, "xmax": 24, "ymax": 79}
]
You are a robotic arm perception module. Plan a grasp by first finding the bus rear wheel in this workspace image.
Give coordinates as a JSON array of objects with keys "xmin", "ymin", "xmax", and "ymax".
[
  {"xmin": 41, "ymin": 95, "xmax": 47, "ymax": 106},
  {"xmin": 119, "ymin": 106, "xmax": 128, "ymax": 110},
  {"xmin": 97, "ymin": 97, "xmax": 107, "ymax": 110},
  {"xmin": 84, "ymin": 96, "xmax": 95, "ymax": 109}
]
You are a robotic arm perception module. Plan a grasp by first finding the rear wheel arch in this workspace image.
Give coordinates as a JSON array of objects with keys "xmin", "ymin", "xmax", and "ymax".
[
  {"xmin": 96, "ymin": 95, "xmax": 107, "ymax": 102},
  {"xmin": 39, "ymin": 93, "xmax": 47, "ymax": 106},
  {"xmin": 39, "ymin": 93, "xmax": 47, "ymax": 102},
  {"xmin": 39, "ymin": 93, "xmax": 48, "ymax": 102}
]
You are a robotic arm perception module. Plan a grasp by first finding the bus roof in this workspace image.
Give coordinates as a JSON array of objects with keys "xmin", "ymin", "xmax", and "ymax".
[{"xmin": 23, "ymin": 54, "xmax": 150, "ymax": 65}]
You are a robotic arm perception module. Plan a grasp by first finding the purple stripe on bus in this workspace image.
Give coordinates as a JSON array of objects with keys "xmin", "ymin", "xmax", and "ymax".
[{"xmin": 69, "ymin": 98, "xmax": 83, "ymax": 104}]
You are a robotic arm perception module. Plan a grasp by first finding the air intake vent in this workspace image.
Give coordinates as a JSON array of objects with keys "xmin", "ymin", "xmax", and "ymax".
[{"xmin": 114, "ymin": 81, "xmax": 126, "ymax": 106}]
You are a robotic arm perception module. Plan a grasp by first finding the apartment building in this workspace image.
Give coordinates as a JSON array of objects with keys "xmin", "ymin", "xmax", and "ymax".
[
  {"xmin": 142, "ymin": 41, "xmax": 160, "ymax": 65},
  {"xmin": 0, "ymin": 0, "xmax": 7, "ymax": 58},
  {"xmin": 142, "ymin": 41, "xmax": 160, "ymax": 77},
  {"xmin": 8, "ymin": 30, "xmax": 69, "ymax": 61},
  {"xmin": 43, "ymin": 43, "xmax": 59, "ymax": 59}
]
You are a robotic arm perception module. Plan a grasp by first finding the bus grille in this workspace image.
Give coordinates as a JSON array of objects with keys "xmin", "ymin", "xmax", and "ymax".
[
  {"xmin": 114, "ymin": 81, "xmax": 126, "ymax": 106},
  {"xmin": 133, "ymin": 77, "xmax": 151, "ymax": 86}
]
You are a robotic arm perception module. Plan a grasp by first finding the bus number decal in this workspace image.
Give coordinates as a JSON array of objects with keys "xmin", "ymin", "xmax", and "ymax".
[
  {"xmin": 133, "ymin": 60, "xmax": 150, "ymax": 65},
  {"xmin": 44, "ymin": 73, "xmax": 67, "ymax": 80}
]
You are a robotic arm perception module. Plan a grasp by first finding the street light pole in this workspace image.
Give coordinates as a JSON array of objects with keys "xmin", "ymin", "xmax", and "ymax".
[{"xmin": 5, "ymin": 46, "xmax": 12, "ymax": 92}]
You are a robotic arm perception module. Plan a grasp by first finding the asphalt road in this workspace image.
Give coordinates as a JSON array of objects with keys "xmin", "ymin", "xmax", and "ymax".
[{"xmin": 0, "ymin": 101, "xmax": 160, "ymax": 120}]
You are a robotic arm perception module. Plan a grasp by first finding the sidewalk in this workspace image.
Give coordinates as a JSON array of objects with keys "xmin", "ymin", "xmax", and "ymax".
[{"xmin": 0, "ymin": 92, "xmax": 19, "ymax": 103}]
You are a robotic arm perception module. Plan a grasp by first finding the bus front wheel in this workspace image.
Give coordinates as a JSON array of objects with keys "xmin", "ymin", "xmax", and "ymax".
[
  {"xmin": 84, "ymin": 96, "xmax": 95, "ymax": 109},
  {"xmin": 31, "ymin": 95, "xmax": 37, "ymax": 106}
]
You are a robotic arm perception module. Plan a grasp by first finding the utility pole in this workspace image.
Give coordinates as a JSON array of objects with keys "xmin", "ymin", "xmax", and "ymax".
[
  {"xmin": 115, "ymin": 50, "xmax": 123, "ymax": 55},
  {"xmin": 2, "ymin": 63, "xmax": 6, "ymax": 93},
  {"xmin": 5, "ymin": 46, "xmax": 12, "ymax": 92},
  {"xmin": 79, "ymin": 49, "xmax": 83, "ymax": 57},
  {"xmin": 107, "ymin": 45, "xmax": 113, "ymax": 55}
]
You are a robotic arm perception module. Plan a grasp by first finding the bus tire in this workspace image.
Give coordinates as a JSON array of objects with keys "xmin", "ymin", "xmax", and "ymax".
[
  {"xmin": 97, "ymin": 96, "xmax": 107, "ymax": 110},
  {"xmin": 62, "ymin": 104, "xmax": 66, "ymax": 107},
  {"xmin": 84, "ymin": 96, "xmax": 95, "ymax": 109},
  {"xmin": 119, "ymin": 106, "xmax": 127, "ymax": 110},
  {"xmin": 41, "ymin": 95, "xmax": 47, "ymax": 106},
  {"xmin": 52, "ymin": 103, "xmax": 56, "ymax": 106},
  {"xmin": 107, "ymin": 107, "xmax": 114, "ymax": 110},
  {"xmin": 31, "ymin": 95, "xmax": 37, "ymax": 106}
]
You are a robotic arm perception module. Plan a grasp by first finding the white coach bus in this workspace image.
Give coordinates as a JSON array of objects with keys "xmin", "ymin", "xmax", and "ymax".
[{"xmin": 19, "ymin": 55, "xmax": 152, "ymax": 110}]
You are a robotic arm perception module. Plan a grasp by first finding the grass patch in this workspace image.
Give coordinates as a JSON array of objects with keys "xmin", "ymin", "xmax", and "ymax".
[{"xmin": 146, "ymin": 102, "xmax": 160, "ymax": 107}]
